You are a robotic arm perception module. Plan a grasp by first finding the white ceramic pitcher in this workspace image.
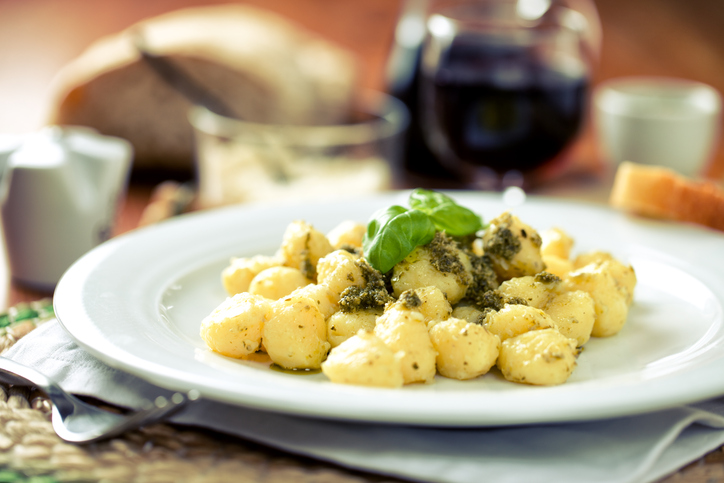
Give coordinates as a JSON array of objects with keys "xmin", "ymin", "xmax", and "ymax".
[{"xmin": 0, "ymin": 127, "xmax": 133, "ymax": 290}]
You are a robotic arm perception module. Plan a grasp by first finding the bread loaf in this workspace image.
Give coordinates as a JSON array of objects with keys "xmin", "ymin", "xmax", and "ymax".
[
  {"xmin": 45, "ymin": 5, "xmax": 358, "ymax": 173},
  {"xmin": 609, "ymin": 161, "xmax": 724, "ymax": 231}
]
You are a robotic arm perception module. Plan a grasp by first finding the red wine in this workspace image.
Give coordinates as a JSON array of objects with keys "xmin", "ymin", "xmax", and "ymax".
[{"xmin": 426, "ymin": 43, "xmax": 588, "ymax": 174}]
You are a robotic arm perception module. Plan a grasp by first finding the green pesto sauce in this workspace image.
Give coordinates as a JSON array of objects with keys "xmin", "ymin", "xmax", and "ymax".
[{"xmin": 483, "ymin": 227, "xmax": 522, "ymax": 261}]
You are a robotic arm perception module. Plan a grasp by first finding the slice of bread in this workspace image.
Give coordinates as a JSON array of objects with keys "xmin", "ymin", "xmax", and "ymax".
[
  {"xmin": 44, "ymin": 5, "xmax": 358, "ymax": 173},
  {"xmin": 609, "ymin": 161, "xmax": 724, "ymax": 231}
]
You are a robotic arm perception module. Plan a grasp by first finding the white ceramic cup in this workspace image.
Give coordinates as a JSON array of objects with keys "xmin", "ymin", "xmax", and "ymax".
[{"xmin": 594, "ymin": 77, "xmax": 721, "ymax": 177}]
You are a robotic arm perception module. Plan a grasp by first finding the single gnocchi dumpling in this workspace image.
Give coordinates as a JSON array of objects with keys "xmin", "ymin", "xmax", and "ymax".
[
  {"xmin": 374, "ymin": 307, "xmax": 437, "ymax": 385},
  {"xmin": 322, "ymin": 331, "xmax": 404, "ymax": 388},
  {"xmin": 429, "ymin": 317, "xmax": 500, "ymax": 380},
  {"xmin": 606, "ymin": 261, "xmax": 636, "ymax": 305},
  {"xmin": 484, "ymin": 304, "xmax": 558, "ymax": 342},
  {"xmin": 391, "ymin": 232, "xmax": 473, "ymax": 305},
  {"xmin": 541, "ymin": 255, "xmax": 573, "ymax": 279},
  {"xmin": 200, "ymin": 293, "xmax": 271, "ymax": 358},
  {"xmin": 326, "ymin": 220, "xmax": 366, "ymax": 250},
  {"xmin": 451, "ymin": 305, "xmax": 486, "ymax": 326},
  {"xmin": 327, "ymin": 308, "xmax": 381, "ymax": 348},
  {"xmin": 248, "ymin": 266, "xmax": 310, "ymax": 300},
  {"xmin": 543, "ymin": 290, "xmax": 595, "ymax": 346},
  {"xmin": 263, "ymin": 293, "xmax": 330, "ymax": 370},
  {"xmin": 572, "ymin": 250, "xmax": 615, "ymax": 269},
  {"xmin": 573, "ymin": 253, "xmax": 637, "ymax": 305},
  {"xmin": 497, "ymin": 272, "xmax": 561, "ymax": 309},
  {"xmin": 565, "ymin": 262, "xmax": 629, "ymax": 337},
  {"xmin": 316, "ymin": 250, "xmax": 365, "ymax": 300},
  {"xmin": 497, "ymin": 328, "xmax": 578, "ymax": 386},
  {"xmin": 481, "ymin": 212, "xmax": 545, "ymax": 280},
  {"xmin": 289, "ymin": 284, "xmax": 339, "ymax": 319},
  {"xmin": 540, "ymin": 227, "xmax": 574, "ymax": 260},
  {"xmin": 221, "ymin": 255, "xmax": 280, "ymax": 296},
  {"xmin": 279, "ymin": 220, "xmax": 333, "ymax": 280},
  {"xmin": 391, "ymin": 286, "xmax": 452, "ymax": 329}
]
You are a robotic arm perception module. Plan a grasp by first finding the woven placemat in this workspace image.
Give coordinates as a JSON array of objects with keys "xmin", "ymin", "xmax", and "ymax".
[
  {"xmin": 0, "ymin": 299, "xmax": 405, "ymax": 483},
  {"xmin": 0, "ymin": 299, "xmax": 722, "ymax": 483}
]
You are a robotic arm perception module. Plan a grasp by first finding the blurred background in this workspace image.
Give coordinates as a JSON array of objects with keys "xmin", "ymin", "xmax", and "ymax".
[
  {"xmin": 0, "ymin": 0, "xmax": 722, "ymax": 180},
  {"xmin": 0, "ymin": 0, "xmax": 724, "ymax": 300},
  {"xmin": 0, "ymin": 0, "xmax": 397, "ymax": 135}
]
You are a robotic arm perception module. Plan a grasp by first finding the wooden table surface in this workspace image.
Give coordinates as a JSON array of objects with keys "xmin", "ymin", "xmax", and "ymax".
[{"xmin": 0, "ymin": 0, "xmax": 723, "ymax": 481}]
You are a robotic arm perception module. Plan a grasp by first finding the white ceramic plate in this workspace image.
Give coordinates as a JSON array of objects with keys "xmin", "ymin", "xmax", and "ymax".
[{"xmin": 54, "ymin": 191, "xmax": 724, "ymax": 427}]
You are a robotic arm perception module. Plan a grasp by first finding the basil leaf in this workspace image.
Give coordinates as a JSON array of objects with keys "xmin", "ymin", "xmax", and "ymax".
[
  {"xmin": 408, "ymin": 188, "xmax": 483, "ymax": 236},
  {"xmin": 426, "ymin": 203, "xmax": 483, "ymax": 236},
  {"xmin": 408, "ymin": 188, "xmax": 453, "ymax": 212},
  {"xmin": 364, "ymin": 205, "xmax": 408, "ymax": 243},
  {"xmin": 362, "ymin": 189, "xmax": 483, "ymax": 273},
  {"xmin": 363, "ymin": 207, "xmax": 436, "ymax": 273}
]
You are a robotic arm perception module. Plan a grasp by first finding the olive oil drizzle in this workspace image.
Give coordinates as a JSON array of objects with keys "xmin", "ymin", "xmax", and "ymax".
[{"xmin": 269, "ymin": 364, "xmax": 322, "ymax": 375}]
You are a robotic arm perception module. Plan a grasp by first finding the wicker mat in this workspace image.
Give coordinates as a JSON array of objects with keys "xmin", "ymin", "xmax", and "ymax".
[
  {"xmin": 0, "ymin": 300, "xmax": 404, "ymax": 483},
  {"xmin": 0, "ymin": 300, "xmax": 723, "ymax": 483}
]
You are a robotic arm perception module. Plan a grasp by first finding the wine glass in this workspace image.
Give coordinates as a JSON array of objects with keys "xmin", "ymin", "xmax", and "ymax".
[{"xmin": 419, "ymin": 0, "xmax": 599, "ymax": 190}]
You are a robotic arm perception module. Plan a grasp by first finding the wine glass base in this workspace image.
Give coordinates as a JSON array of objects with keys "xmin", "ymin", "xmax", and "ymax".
[{"xmin": 465, "ymin": 167, "xmax": 526, "ymax": 192}]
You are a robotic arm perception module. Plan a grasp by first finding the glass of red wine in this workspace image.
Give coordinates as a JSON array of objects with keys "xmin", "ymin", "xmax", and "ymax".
[{"xmin": 419, "ymin": 0, "xmax": 598, "ymax": 190}]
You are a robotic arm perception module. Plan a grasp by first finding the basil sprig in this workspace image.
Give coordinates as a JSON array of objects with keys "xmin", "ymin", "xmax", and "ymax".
[
  {"xmin": 363, "ymin": 189, "xmax": 484, "ymax": 273},
  {"xmin": 363, "ymin": 205, "xmax": 436, "ymax": 274}
]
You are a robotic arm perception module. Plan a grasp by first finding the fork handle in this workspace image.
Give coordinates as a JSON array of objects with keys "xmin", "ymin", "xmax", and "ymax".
[
  {"xmin": 0, "ymin": 356, "xmax": 75, "ymax": 413},
  {"xmin": 0, "ymin": 356, "xmax": 53, "ymax": 388}
]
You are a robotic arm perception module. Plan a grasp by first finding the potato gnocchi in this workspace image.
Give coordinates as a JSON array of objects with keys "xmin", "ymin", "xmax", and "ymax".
[{"xmin": 202, "ymin": 201, "xmax": 636, "ymax": 389}]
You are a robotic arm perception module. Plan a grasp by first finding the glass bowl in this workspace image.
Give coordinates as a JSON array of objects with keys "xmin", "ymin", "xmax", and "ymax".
[{"xmin": 188, "ymin": 91, "xmax": 409, "ymax": 208}]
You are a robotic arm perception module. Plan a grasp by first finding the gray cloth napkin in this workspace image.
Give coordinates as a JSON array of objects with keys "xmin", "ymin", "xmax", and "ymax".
[{"xmin": 7, "ymin": 320, "xmax": 724, "ymax": 483}]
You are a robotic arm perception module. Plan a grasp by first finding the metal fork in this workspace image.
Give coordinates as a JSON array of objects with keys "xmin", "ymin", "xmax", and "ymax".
[{"xmin": 0, "ymin": 356, "xmax": 195, "ymax": 444}]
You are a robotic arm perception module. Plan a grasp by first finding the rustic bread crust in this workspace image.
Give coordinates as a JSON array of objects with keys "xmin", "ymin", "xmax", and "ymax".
[
  {"xmin": 45, "ymin": 5, "xmax": 358, "ymax": 172},
  {"xmin": 609, "ymin": 162, "xmax": 724, "ymax": 231}
]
